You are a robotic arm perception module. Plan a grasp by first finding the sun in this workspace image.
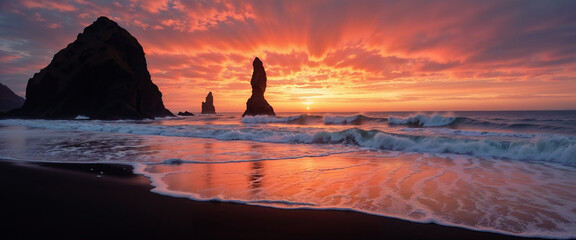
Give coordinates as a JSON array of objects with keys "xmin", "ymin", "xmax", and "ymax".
[{"xmin": 302, "ymin": 100, "xmax": 313, "ymax": 111}]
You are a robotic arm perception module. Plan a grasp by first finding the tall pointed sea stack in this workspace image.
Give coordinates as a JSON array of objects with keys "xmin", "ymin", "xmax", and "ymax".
[
  {"xmin": 201, "ymin": 91, "xmax": 216, "ymax": 114},
  {"xmin": 11, "ymin": 16, "xmax": 173, "ymax": 119},
  {"xmin": 242, "ymin": 57, "xmax": 275, "ymax": 117}
]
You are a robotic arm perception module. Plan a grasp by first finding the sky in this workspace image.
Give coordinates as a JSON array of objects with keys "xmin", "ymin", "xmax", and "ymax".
[{"xmin": 1, "ymin": 0, "xmax": 575, "ymax": 113}]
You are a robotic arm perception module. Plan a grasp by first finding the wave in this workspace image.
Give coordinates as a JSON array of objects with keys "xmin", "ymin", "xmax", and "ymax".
[
  {"xmin": 399, "ymin": 128, "xmax": 536, "ymax": 139},
  {"xmin": 386, "ymin": 113, "xmax": 576, "ymax": 134},
  {"xmin": 310, "ymin": 128, "xmax": 576, "ymax": 165},
  {"xmin": 2, "ymin": 119, "xmax": 574, "ymax": 165},
  {"xmin": 241, "ymin": 114, "xmax": 323, "ymax": 124},
  {"xmin": 323, "ymin": 114, "xmax": 387, "ymax": 125},
  {"xmin": 459, "ymin": 118, "xmax": 576, "ymax": 135},
  {"xmin": 236, "ymin": 113, "xmax": 576, "ymax": 135},
  {"xmin": 241, "ymin": 114, "xmax": 389, "ymax": 125},
  {"xmin": 367, "ymin": 112, "xmax": 575, "ymax": 134},
  {"xmin": 243, "ymin": 113, "xmax": 464, "ymax": 128},
  {"xmin": 388, "ymin": 114, "xmax": 462, "ymax": 127}
]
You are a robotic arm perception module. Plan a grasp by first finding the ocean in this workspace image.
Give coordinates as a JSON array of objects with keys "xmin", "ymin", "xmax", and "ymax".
[{"xmin": 1, "ymin": 110, "xmax": 575, "ymax": 239}]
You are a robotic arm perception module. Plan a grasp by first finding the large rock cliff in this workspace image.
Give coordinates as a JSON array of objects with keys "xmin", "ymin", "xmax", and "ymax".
[
  {"xmin": 12, "ymin": 16, "xmax": 173, "ymax": 119},
  {"xmin": 242, "ymin": 57, "xmax": 275, "ymax": 117}
]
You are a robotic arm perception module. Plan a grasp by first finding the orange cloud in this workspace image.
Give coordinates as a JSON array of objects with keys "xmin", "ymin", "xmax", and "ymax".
[
  {"xmin": 1, "ymin": 0, "xmax": 575, "ymax": 112},
  {"xmin": 19, "ymin": 0, "xmax": 77, "ymax": 12}
]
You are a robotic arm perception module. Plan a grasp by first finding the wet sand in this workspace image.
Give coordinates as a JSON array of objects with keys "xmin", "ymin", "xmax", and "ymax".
[{"xmin": 0, "ymin": 159, "xmax": 550, "ymax": 240}]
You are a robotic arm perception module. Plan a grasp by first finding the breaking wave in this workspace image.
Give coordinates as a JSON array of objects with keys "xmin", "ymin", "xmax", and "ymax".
[
  {"xmin": 221, "ymin": 112, "xmax": 576, "ymax": 135},
  {"xmin": 388, "ymin": 114, "xmax": 462, "ymax": 127},
  {"xmin": 310, "ymin": 128, "xmax": 576, "ymax": 165},
  {"xmin": 1, "ymin": 119, "xmax": 574, "ymax": 165},
  {"xmin": 240, "ymin": 113, "xmax": 462, "ymax": 127},
  {"xmin": 323, "ymin": 114, "xmax": 387, "ymax": 125}
]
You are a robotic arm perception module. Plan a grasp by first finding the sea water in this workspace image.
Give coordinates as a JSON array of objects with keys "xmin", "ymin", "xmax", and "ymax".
[{"xmin": 1, "ymin": 111, "xmax": 575, "ymax": 239}]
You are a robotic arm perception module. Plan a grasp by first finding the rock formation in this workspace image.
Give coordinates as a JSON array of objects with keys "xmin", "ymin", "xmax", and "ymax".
[
  {"xmin": 10, "ymin": 16, "xmax": 173, "ymax": 119},
  {"xmin": 177, "ymin": 111, "xmax": 194, "ymax": 116},
  {"xmin": 0, "ymin": 83, "xmax": 25, "ymax": 113},
  {"xmin": 242, "ymin": 57, "xmax": 275, "ymax": 117},
  {"xmin": 201, "ymin": 92, "xmax": 216, "ymax": 114}
]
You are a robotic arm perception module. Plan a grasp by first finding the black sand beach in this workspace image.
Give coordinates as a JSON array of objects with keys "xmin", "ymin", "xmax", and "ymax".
[{"xmin": 0, "ymin": 159, "xmax": 552, "ymax": 240}]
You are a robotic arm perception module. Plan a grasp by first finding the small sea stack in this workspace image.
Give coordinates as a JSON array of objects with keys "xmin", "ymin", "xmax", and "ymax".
[
  {"xmin": 201, "ymin": 92, "xmax": 216, "ymax": 114},
  {"xmin": 9, "ymin": 16, "xmax": 173, "ymax": 120},
  {"xmin": 177, "ymin": 111, "xmax": 194, "ymax": 116},
  {"xmin": 242, "ymin": 57, "xmax": 275, "ymax": 117}
]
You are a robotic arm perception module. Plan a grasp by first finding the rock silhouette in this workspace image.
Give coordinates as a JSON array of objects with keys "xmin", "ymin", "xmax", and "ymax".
[
  {"xmin": 177, "ymin": 111, "xmax": 194, "ymax": 116},
  {"xmin": 0, "ymin": 83, "xmax": 25, "ymax": 113},
  {"xmin": 201, "ymin": 92, "xmax": 216, "ymax": 114},
  {"xmin": 242, "ymin": 57, "xmax": 275, "ymax": 117},
  {"xmin": 11, "ymin": 16, "xmax": 173, "ymax": 119}
]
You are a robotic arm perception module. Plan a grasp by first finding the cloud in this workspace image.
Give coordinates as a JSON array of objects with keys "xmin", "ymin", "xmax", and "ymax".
[
  {"xmin": 1, "ymin": 0, "xmax": 575, "ymax": 111},
  {"xmin": 19, "ymin": 0, "xmax": 77, "ymax": 12}
]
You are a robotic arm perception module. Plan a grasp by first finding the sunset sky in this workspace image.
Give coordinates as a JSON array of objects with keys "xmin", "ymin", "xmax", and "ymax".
[{"xmin": 1, "ymin": 0, "xmax": 575, "ymax": 112}]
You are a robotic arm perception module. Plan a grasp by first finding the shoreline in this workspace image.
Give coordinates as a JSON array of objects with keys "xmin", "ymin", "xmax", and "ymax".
[{"xmin": 0, "ymin": 159, "xmax": 555, "ymax": 240}]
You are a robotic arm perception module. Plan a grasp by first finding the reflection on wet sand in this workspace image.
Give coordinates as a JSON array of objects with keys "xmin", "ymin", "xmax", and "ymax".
[
  {"xmin": 250, "ymin": 161, "xmax": 264, "ymax": 194},
  {"xmin": 141, "ymin": 151, "xmax": 576, "ymax": 236},
  {"xmin": 204, "ymin": 142, "xmax": 214, "ymax": 189},
  {"xmin": 249, "ymin": 144, "xmax": 265, "ymax": 194}
]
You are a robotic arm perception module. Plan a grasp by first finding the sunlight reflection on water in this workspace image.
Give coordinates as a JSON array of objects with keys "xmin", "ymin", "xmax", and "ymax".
[{"xmin": 139, "ymin": 151, "xmax": 576, "ymax": 238}]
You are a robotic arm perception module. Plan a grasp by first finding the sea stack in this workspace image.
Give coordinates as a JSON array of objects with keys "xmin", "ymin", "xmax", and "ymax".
[
  {"xmin": 0, "ymin": 83, "xmax": 25, "ymax": 113},
  {"xmin": 11, "ymin": 16, "xmax": 173, "ymax": 119},
  {"xmin": 242, "ymin": 57, "xmax": 275, "ymax": 117},
  {"xmin": 177, "ymin": 111, "xmax": 194, "ymax": 116},
  {"xmin": 201, "ymin": 92, "xmax": 216, "ymax": 114}
]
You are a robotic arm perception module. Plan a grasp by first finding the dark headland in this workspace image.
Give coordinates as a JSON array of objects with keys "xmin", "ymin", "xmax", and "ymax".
[
  {"xmin": 0, "ymin": 82, "xmax": 25, "ymax": 113},
  {"xmin": 243, "ymin": 57, "xmax": 275, "ymax": 117},
  {"xmin": 7, "ymin": 16, "xmax": 173, "ymax": 120}
]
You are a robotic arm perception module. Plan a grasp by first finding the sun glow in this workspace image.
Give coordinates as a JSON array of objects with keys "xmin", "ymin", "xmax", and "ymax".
[{"xmin": 301, "ymin": 100, "xmax": 313, "ymax": 112}]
